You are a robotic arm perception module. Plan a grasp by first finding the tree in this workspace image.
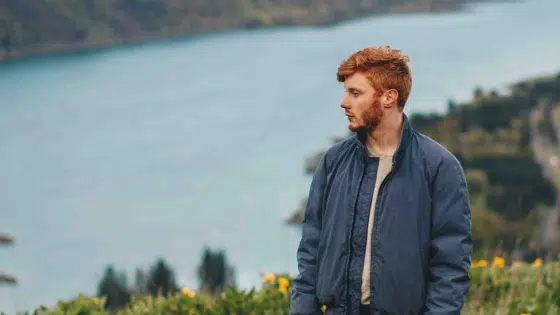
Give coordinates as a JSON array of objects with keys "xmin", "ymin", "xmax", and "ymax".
[
  {"xmin": 146, "ymin": 258, "xmax": 179, "ymax": 297},
  {"xmin": 447, "ymin": 98, "xmax": 457, "ymax": 113},
  {"xmin": 133, "ymin": 267, "xmax": 149, "ymax": 295},
  {"xmin": 97, "ymin": 265, "xmax": 131, "ymax": 310},
  {"xmin": 474, "ymin": 86, "xmax": 484, "ymax": 99},
  {"xmin": 95, "ymin": 258, "xmax": 181, "ymax": 310},
  {"xmin": 197, "ymin": 247, "xmax": 236, "ymax": 295}
]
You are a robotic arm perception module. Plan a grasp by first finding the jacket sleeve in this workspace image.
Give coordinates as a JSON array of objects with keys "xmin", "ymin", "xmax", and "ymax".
[
  {"xmin": 424, "ymin": 155, "xmax": 473, "ymax": 315},
  {"xmin": 290, "ymin": 155, "xmax": 327, "ymax": 315}
]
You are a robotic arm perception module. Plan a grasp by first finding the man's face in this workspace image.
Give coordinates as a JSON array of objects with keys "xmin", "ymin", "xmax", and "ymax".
[{"xmin": 340, "ymin": 72, "xmax": 384, "ymax": 132}]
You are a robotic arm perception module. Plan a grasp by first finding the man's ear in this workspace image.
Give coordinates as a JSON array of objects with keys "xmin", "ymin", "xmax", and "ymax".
[{"xmin": 382, "ymin": 89, "xmax": 399, "ymax": 108}]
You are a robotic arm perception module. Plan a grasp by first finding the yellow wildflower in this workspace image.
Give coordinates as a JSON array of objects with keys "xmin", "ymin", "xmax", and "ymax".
[
  {"xmin": 181, "ymin": 287, "xmax": 196, "ymax": 297},
  {"xmin": 91, "ymin": 297, "xmax": 100, "ymax": 304},
  {"xmin": 277, "ymin": 276, "xmax": 290, "ymax": 294},
  {"xmin": 278, "ymin": 277, "xmax": 290, "ymax": 288},
  {"xmin": 492, "ymin": 256, "xmax": 505, "ymax": 268},
  {"xmin": 321, "ymin": 305, "xmax": 327, "ymax": 312},
  {"xmin": 264, "ymin": 273, "xmax": 276, "ymax": 284},
  {"xmin": 532, "ymin": 258, "xmax": 543, "ymax": 268},
  {"xmin": 472, "ymin": 259, "xmax": 488, "ymax": 268},
  {"xmin": 279, "ymin": 283, "xmax": 289, "ymax": 294}
]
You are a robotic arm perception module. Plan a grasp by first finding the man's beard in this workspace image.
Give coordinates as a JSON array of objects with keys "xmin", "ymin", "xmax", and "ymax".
[{"xmin": 349, "ymin": 99, "xmax": 384, "ymax": 133}]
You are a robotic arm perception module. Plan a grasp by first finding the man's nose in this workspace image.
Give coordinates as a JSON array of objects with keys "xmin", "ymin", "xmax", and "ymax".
[{"xmin": 340, "ymin": 96, "xmax": 349, "ymax": 109}]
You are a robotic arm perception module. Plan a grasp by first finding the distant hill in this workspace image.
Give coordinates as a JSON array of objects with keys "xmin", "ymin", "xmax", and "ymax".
[
  {"xmin": 0, "ymin": 0, "xmax": 500, "ymax": 60},
  {"xmin": 287, "ymin": 73, "xmax": 560, "ymax": 256}
]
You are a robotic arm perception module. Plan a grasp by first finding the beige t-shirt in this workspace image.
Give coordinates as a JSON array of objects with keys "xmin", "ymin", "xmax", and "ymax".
[{"xmin": 361, "ymin": 149, "xmax": 393, "ymax": 305}]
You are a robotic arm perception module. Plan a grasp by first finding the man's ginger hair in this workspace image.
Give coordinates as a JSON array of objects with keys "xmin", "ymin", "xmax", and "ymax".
[{"xmin": 337, "ymin": 46, "xmax": 412, "ymax": 109}]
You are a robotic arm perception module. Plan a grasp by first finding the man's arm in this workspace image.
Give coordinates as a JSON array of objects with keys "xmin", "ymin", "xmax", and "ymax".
[
  {"xmin": 424, "ymin": 155, "xmax": 473, "ymax": 315},
  {"xmin": 290, "ymin": 155, "xmax": 327, "ymax": 315}
]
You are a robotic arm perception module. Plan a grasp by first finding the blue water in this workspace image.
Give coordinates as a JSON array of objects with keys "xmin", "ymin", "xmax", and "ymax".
[{"xmin": 1, "ymin": 0, "xmax": 560, "ymax": 312}]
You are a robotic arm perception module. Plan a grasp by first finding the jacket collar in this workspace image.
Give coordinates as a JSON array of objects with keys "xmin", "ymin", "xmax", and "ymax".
[{"xmin": 354, "ymin": 113, "xmax": 413, "ymax": 168}]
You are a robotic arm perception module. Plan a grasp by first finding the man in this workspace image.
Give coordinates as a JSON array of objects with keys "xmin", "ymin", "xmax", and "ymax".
[{"xmin": 290, "ymin": 46, "xmax": 472, "ymax": 315}]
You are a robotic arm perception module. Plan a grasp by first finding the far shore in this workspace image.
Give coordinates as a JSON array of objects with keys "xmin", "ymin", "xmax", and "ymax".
[{"xmin": 0, "ymin": 0, "xmax": 507, "ymax": 63}]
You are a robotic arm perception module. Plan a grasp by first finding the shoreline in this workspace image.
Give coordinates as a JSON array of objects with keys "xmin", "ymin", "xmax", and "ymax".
[{"xmin": 0, "ymin": 0, "xmax": 502, "ymax": 64}]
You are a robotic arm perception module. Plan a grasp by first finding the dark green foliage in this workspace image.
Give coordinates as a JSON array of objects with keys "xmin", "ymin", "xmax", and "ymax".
[
  {"xmin": 97, "ymin": 265, "xmax": 131, "ymax": 310},
  {"xmin": 91, "ymin": 251, "xmax": 237, "ymax": 312},
  {"xmin": 455, "ymin": 94, "xmax": 530, "ymax": 132},
  {"xmin": 197, "ymin": 247, "xmax": 236, "ymax": 295},
  {"xmin": 447, "ymin": 98, "xmax": 457, "ymax": 113},
  {"xmin": 146, "ymin": 258, "xmax": 180, "ymax": 297},
  {"xmin": 463, "ymin": 155, "xmax": 556, "ymax": 221},
  {"xmin": 410, "ymin": 79, "xmax": 560, "ymax": 223},
  {"xmin": 96, "ymin": 258, "xmax": 180, "ymax": 311}
]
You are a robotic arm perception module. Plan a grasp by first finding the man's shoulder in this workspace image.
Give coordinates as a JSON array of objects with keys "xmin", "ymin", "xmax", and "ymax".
[
  {"xmin": 413, "ymin": 131, "xmax": 463, "ymax": 175},
  {"xmin": 323, "ymin": 134, "xmax": 357, "ymax": 163}
]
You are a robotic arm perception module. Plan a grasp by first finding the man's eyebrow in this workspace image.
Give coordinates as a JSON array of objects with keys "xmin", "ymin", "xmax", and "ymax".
[{"xmin": 347, "ymin": 87, "xmax": 362, "ymax": 93}]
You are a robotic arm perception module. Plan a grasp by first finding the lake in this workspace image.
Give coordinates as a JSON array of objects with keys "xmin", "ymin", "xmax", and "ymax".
[{"xmin": 1, "ymin": 0, "xmax": 560, "ymax": 312}]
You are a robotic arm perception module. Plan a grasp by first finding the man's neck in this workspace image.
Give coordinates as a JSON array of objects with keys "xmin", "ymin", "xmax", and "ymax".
[{"xmin": 366, "ymin": 113, "xmax": 403, "ymax": 157}]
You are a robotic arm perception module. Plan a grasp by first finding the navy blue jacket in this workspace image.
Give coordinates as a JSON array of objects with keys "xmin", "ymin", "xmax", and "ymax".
[{"xmin": 290, "ymin": 114, "xmax": 472, "ymax": 315}]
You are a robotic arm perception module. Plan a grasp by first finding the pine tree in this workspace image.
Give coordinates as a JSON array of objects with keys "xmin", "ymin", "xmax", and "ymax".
[
  {"xmin": 146, "ymin": 258, "xmax": 179, "ymax": 297},
  {"xmin": 97, "ymin": 265, "xmax": 131, "ymax": 310},
  {"xmin": 133, "ymin": 267, "xmax": 149, "ymax": 295},
  {"xmin": 197, "ymin": 247, "xmax": 236, "ymax": 295}
]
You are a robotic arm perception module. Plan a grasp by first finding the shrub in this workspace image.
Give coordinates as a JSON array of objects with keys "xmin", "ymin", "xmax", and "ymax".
[
  {"xmin": 466, "ymin": 258, "xmax": 560, "ymax": 314},
  {"xmin": 7, "ymin": 260, "xmax": 560, "ymax": 315}
]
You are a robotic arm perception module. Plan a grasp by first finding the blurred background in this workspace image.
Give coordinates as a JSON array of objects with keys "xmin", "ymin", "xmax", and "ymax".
[{"xmin": 1, "ymin": 0, "xmax": 560, "ymax": 313}]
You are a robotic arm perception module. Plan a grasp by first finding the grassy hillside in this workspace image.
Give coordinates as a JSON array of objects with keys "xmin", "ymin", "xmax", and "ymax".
[
  {"xmin": 288, "ymin": 73, "xmax": 560, "ymax": 256},
  {"xmin": 10, "ymin": 259, "xmax": 560, "ymax": 315},
  {"xmin": 0, "ymin": 0, "xmax": 499, "ymax": 60}
]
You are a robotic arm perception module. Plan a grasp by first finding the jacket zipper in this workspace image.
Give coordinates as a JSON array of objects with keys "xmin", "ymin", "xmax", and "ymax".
[{"xmin": 344, "ymin": 161, "xmax": 368, "ymax": 313}]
